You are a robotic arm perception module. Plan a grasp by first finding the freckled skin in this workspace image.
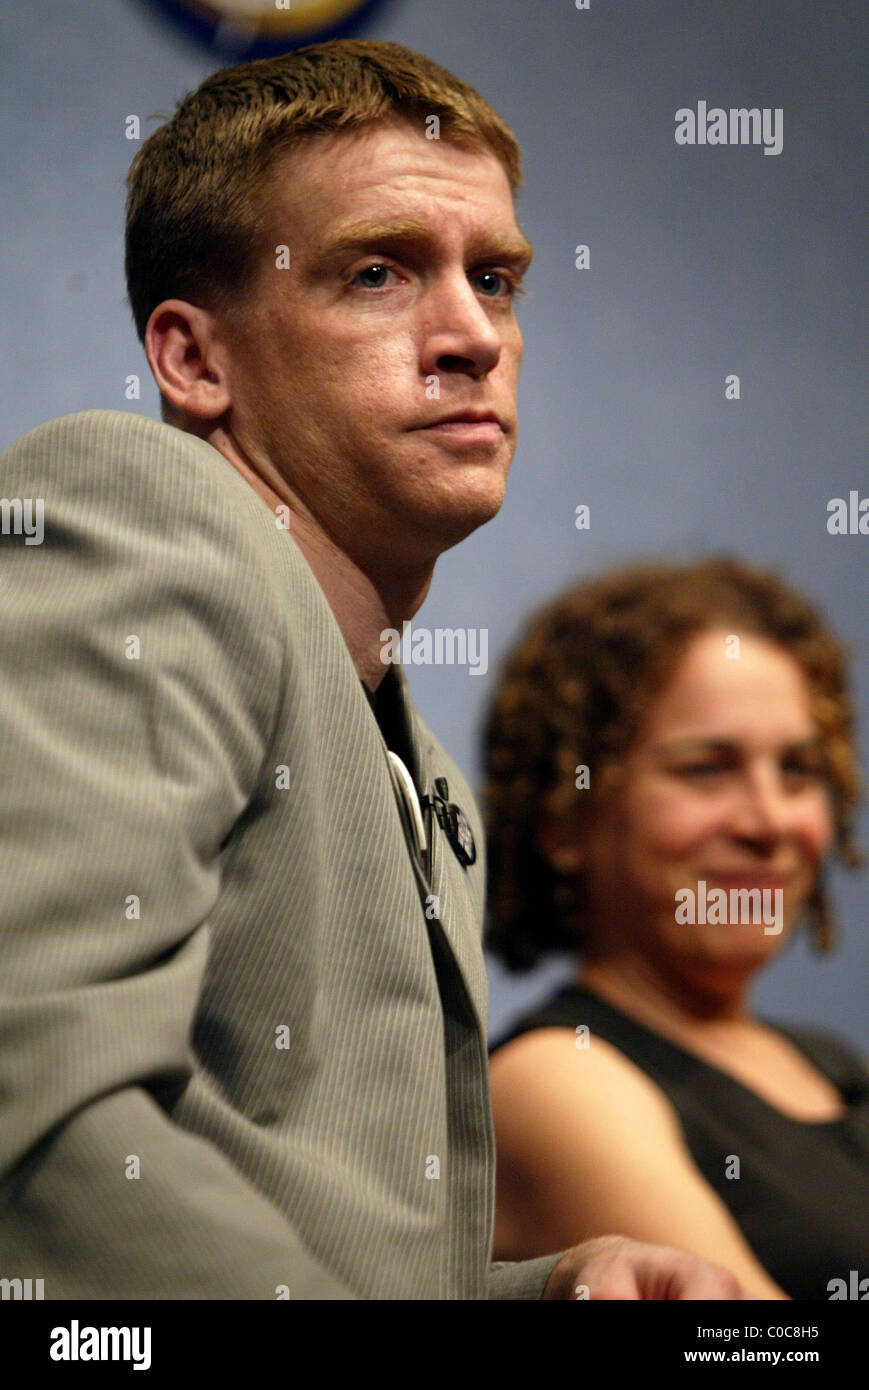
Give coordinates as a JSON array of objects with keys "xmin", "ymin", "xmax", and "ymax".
[{"xmin": 214, "ymin": 119, "xmax": 527, "ymax": 575}]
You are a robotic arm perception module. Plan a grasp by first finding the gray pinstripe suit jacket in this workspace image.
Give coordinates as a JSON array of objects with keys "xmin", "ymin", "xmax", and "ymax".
[{"xmin": 0, "ymin": 410, "xmax": 561, "ymax": 1300}]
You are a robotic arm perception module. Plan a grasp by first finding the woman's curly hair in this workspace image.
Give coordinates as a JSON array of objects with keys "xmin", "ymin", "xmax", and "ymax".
[{"xmin": 483, "ymin": 556, "xmax": 862, "ymax": 971}]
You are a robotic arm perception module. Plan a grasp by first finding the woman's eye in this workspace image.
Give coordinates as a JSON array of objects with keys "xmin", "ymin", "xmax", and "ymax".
[
  {"xmin": 677, "ymin": 764, "xmax": 722, "ymax": 778},
  {"xmin": 783, "ymin": 761, "xmax": 825, "ymax": 783},
  {"xmin": 353, "ymin": 264, "xmax": 397, "ymax": 289}
]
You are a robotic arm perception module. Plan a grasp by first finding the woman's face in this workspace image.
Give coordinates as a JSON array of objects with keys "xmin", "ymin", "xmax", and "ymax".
[{"xmin": 579, "ymin": 628, "xmax": 835, "ymax": 985}]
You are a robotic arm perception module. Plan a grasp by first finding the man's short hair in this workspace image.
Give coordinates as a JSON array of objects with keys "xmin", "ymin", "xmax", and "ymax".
[{"xmin": 124, "ymin": 39, "xmax": 522, "ymax": 348}]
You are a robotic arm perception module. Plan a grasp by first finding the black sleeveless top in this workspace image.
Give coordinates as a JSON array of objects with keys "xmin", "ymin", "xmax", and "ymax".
[{"xmin": 490, "ymin": 985, "xmax": 869, "ymax": 1300}]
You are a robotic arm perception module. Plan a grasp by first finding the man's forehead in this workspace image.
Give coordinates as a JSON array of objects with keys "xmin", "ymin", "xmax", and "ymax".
[
  {"xmin": 279, "ymin": 115, "xmax": 509, "ymax": 184},
  {"xmin": 267, "ymin": 120, "xmax": 528, "ymax": 254}
]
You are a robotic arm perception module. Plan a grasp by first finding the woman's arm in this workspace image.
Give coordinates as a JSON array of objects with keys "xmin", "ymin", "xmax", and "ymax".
[{"xmin": 489, "ymin": 1027, "xmax": 789, "ymax": 1300}]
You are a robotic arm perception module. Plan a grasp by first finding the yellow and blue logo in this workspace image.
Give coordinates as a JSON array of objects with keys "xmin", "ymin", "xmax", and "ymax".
[{"xmin": 141, "ymin": 0, "xmax": 396, "ymax": 57}]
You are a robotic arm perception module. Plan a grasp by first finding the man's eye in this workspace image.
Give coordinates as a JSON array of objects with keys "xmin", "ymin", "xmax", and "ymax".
[
  {"xmin": 677, "ymin": 764, "xmax": 723, "ymax": 778},
  {"xmin": 352, "ymin": 264, "xmax": 398, "ymax": 289},
  {"xmin": 473, "ymin": 270, "xmax": 515, "ymax": 298}
]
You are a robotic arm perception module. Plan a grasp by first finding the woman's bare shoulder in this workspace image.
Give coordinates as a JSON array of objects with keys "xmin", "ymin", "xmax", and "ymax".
[{"xmin": 489, "ymin": 1024, "xmax": 681, "ymax": 1141}]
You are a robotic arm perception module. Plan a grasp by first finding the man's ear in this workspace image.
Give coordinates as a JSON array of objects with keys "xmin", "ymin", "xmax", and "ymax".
[{"xmin": 145, "ymin": 299, "xmax": 231, "ymax": 422}]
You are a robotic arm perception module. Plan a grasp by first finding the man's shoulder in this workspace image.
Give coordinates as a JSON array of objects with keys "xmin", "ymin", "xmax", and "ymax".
[
  {"xmin": 1, "ymin": 412, "xmax": 319, "ymax": 649},
  {"xmin": 2, "ymin": 409, "xmax": 251, "ymax": 510},
  {"xmin": 0, "ymin": 409, "xmax": 346, "ymax": 667},
  {"xmin": 4, "ymin": 408, "xmax": 192, "ymax": 455},
  {"xmin": 1, "ymin": 409, "xmax": 293, "ymax": 577}
]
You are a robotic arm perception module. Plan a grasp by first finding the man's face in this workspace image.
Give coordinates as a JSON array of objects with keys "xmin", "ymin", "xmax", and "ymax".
[{"xmin": 218, "ymin": 119, "xmax": 531, "ymax": 572}]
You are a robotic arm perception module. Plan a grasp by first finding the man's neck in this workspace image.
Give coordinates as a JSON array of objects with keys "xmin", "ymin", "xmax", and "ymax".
[
  {"xmin": 205, "ymin": 425, "xmax": 432, "ymax": 689},
  {"xmin": 289, "ymin": 508, "xmax": 433, "ymax": 690}
]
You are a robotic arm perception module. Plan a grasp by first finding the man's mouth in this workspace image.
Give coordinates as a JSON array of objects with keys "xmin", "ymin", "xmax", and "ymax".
[{"xmin": 411, "ymin": 409, "xmax": 506, "ymax": 443}]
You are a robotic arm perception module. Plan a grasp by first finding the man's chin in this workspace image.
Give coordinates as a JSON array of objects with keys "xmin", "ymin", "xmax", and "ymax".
[{"xmin": 429, "ymin": 486, "xmax": 506, "ymax": 553}]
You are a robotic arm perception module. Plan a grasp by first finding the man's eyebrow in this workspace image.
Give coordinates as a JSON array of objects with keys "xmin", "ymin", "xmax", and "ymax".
[{"xmin": 307, "ymin": 217, "xmax": 535, "ymax": 274}]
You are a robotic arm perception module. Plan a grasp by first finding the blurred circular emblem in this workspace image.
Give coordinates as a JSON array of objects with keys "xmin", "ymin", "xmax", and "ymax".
[
  {"xmin": 144, "ymin": 0, "xmax": 394, "ymax": 58},
  {"xmin": 446, "ymin": 803, "xmax": 477, "ymax": 868}
]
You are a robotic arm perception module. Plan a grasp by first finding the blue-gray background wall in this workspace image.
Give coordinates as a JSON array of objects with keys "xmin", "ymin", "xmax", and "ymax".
[{"xmin": 1, "ymin": 0, "xmax": 866, "ymax": 1045}]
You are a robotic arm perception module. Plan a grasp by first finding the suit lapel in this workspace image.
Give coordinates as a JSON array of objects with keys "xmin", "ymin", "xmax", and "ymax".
[{"xmin": 390, "ymin": 665, "xmax": 490, "ymax": 1040}]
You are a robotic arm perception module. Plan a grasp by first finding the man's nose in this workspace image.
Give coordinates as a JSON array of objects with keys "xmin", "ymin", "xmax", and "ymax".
[{"xmin": 420, "ymin": 274, "xmax": 504, "ymax": 379}]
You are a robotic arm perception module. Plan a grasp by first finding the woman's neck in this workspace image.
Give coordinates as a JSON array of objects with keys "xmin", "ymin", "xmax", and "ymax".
[{"xmin": 577, "ymin": 955, "xmax": 754, "ymax": 1039}]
